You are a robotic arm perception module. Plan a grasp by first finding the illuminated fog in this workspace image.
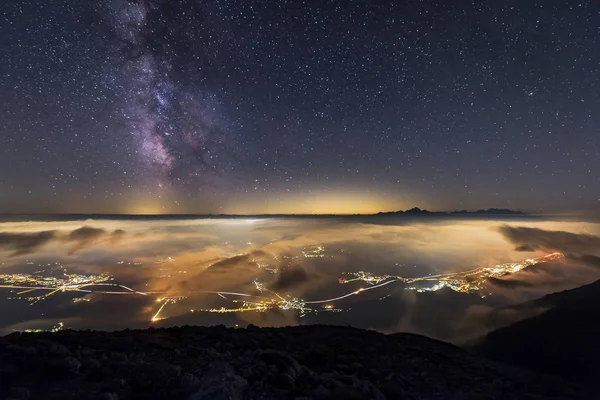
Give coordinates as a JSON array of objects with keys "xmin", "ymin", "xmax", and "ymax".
[{"xmin": 1, "ymin": 216, "xmax": 599, "ymax": 342}]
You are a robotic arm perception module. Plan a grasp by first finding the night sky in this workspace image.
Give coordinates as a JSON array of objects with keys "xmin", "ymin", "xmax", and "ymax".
[{"xmin": 1, "ymin": 0, "xmax": 598, "ymax": 214}]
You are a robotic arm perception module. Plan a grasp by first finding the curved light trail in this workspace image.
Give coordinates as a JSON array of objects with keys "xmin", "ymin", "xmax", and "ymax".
[{"xmin": 0, "ymin": 252, "xmax": 565, "ymax": 323}]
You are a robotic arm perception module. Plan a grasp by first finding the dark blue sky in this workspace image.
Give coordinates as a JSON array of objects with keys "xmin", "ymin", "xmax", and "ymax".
[{"xmin": 1, "ymin": 0, "xmax": 598, "ymax": 214}]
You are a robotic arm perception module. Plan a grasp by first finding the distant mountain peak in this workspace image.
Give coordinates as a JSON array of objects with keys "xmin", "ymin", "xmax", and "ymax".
[{"xmin": 377, "ymin": 207, "xmax": 525, "ymax": 217}]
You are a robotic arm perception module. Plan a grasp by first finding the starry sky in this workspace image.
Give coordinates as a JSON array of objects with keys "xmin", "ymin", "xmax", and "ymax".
[{"xmin": 1, "ymin": 0, "xmax": 598, "ymax": 214}]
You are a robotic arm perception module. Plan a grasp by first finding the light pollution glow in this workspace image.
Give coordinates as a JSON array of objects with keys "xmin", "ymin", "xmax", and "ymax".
[
  {"xmin": 16, "ymin": 186, "xmax": 421, "ymax": 215},
  {"xmin": 0, "ymin": 217, "xmax": 599, "ymax": 341},
  {"xmin": 218, "ymin": 188, "xmax": 419, "ymax": 215},
  {"xmin": 0, "ymin": 253, "xmax": 568, "ymax": 321}
]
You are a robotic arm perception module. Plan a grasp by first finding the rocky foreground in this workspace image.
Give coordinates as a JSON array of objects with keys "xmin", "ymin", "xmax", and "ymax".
[{"xmin": 0, "ymin": 325, "xmax": 595, "ymax": 400}]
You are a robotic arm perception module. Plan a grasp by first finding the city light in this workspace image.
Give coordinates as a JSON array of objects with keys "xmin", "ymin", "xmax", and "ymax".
[{"xmin": 0, "ymin": 252, "xmax": 565, "ymax": 325}]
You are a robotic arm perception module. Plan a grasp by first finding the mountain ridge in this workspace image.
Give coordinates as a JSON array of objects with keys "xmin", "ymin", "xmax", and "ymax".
[
  {"xmin": 0, "ymin": 208, "xmax": 527, "ymax": 222},
  {"xmin": 473, "ymin": 279, "xmax": 600, "ymax": 384}
]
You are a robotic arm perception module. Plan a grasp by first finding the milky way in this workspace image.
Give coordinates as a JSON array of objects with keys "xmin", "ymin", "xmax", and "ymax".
[{"xmin": 105, "ymin": 0, "xmax": 231, "ymax": 189}]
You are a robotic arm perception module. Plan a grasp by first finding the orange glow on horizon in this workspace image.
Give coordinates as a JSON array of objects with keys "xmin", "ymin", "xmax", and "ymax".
[
  {"xmin": 226, "ymin": 189, "xmax": 414, "ymax": 215},
  {"xmin": 61, "ymin": 187, "xmax": 422, "ymax": 215}
]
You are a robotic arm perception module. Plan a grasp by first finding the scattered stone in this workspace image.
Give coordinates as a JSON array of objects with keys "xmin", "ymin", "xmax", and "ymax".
[
  {"xmin": 330, "ymin": 385, "xmax": 368, "ymax": 400},
  {"xmin": 8, "ymin": 386, "xmax": 31, "ymax": 400},
  {"xmin": 82, "ymin": 347, "xmax": 96, "ymax": 356},
  {"xmin": 189, "ymin": 360, "xmax": 248, "ymax": 400},
  {"xmin": 180, "ymin": 372, "xmax": 200, "ymax": 389},
  {"xmin": 83, "ymin": 358, "xmax": 102, "ymax": 370},
  {"xmin": 6, "ymin": 344, "xmax": 37, "ymax": 356},
  {"xmin": 109, "ymin": 352, "xmax": 128, "ymax": 362},
  {"xmin": 276, "ymin": 371, "xmax": 296, "ymax": 389},
  {"xmin": 49, "ymin": 343, "xmax": 71, "ymax": 357},
  {"xmin": 63, "ymin": 356, "xmax": 82, "ymax": 374},
  {"xmin": 351, "ymin": 362, "xmax": 362, "ymax": 370},
  {"xmin": 312, "ymin": 384, "xmax": 331, "ymax": 399},
  {"xmin": 0, "ymin": 361, "xmax": 17, "ymax": 373},
  {"xmin": 98, "ymin": 392, "xmax": 119, "ymax": 400}
]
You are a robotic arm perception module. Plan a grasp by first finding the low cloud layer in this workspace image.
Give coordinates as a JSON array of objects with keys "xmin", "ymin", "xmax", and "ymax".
[
  {"xmin": 0, "ymin": 218, "xmax": 599, "ymax": 342},
  {"xmin": 0, "ymin": 231, "xmax": 57, "ymax": 256},
  {"xmin": 0, "ymin": 226, "xmax": 126, "ymax": 256},
  {"xmin": 498, "ymin": 226, "xmax": 600, "ymax": 255}
]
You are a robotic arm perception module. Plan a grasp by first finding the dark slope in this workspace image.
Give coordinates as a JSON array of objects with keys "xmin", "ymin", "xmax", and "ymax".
[
  {"xmin": 475, "ymin": 279, "xmax": 600, "ymax": 384},
  {"xmin": 0, "ymin": 325, "xmax": 593, "ymax": 400}
]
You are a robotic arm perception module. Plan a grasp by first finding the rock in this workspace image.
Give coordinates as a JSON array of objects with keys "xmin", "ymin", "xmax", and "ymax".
[
  {"xmin": 180, "ymin": 372, "xmax": 200, "ymax": 389},
  {"xmin": 258, "ymin": 350, "xmax": 302, "ymax": 378},
  {"xmin": 276, "ymin": 372, "xmax": 296, "ymax": 389},
  {"xmin": 380, "ymin": 383, "xmax": 406, "ymax": 400},
  {"xmin": 352, "ymin": 380, "xmax": 386, "ymax": 400},
  {"xmin": 318, "ymin": 372, "xmax": 340, "ymax": 388},
  {"xmin": 351, "ymin": 362, "xmax": 363, "ymax": 370},
  {"xmin": 83, "ymin": 358, "xmax": 102, "ymax": 371},
  {"xmin": 335, "ymin": 364, "xmax": 352, "ymax": 373},
  {"xmin": 312, "ymin": 384, "xmax": 331, "ymax": 399},
  {"xmin": 6, "ymin": 344, "xmax": 37, "ymax": 356},
  {"xmin": 109, "ymin": 352, "xmax": 128, "ymax": 362},
  {"xmin": 9, "ymin": 386, "xmax": 31, "ymax": 399},
  {"xmin": 63, "ymin": 356, "xmax": 81, "ymax": 374},
  {"xmin": 188, "ymin": 361, "xmax": 247, "ymax": 400},
  {"xmin": 338, "ymin": 374, "xmax": 356, "ymax": 385},
  {"xmin": 0, "ymin": 362, "xmax": 17, "ymax": 373},
  {"xmin": 82, "ymin": 347, "xmax": 96, "ymax": 356},
  {"xmin": 384, "ymin": 372, "xmax": 408, "ymax": 388},
  {"xmin": 169, "ymin": 364, "xmax": 182, "ymax": 376},
  {"xmin": 204, "ymin": 347, "xmax": 220, "ymax": 358},
  {"xmin": 301, "ymin": 366, "xmax": 316, "ymax": 378},
  {"xmin": 49, "ymin": 343, "xmax": 71, "ymax": 357},
  {"xmin": 240, "ymin": 366, "xmax": 253, "ymax": 378},
  {"xmin": 98, "ymin": 393, "xmax": 118, "ymax": 400},
  {"xmin": 330, "ymin": 385, "xmax": 369, "ymax": 400},
  {"xmin": 47, "ymin": 355, "xmax": 81, "ymax": 377}
]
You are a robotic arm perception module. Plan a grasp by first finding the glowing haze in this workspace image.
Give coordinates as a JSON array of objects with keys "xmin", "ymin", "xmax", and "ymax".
[{"xmin": 1, "ymin": 215, "xmax": 600, "ymax": 341}]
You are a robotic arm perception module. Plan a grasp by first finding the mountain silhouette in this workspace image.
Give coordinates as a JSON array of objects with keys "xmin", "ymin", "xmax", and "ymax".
[{"xmin": 474, "ymin": 279, "xmax": 600, "ymax": 384}]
